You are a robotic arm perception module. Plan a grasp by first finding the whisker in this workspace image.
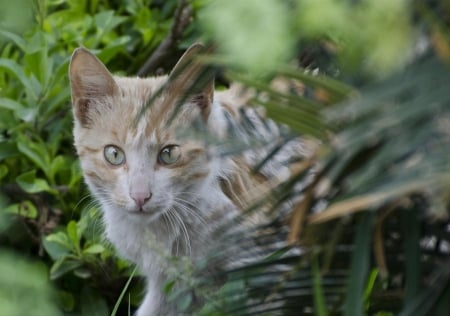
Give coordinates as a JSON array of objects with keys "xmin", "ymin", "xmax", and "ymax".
[
  {"xmin": 172, "ymin": 198, "xmax": 208, "ymax": 227},
  {"xmin": 164, "ymin": 210, "xmax": 180, "ymax": 256},
  {"xmin": 170, "ymin": 208, "xmax": 192, "ymax": 256},
  {"xmin": 74, "ymin": 193, "xmax": 93, "ymax": 211}
]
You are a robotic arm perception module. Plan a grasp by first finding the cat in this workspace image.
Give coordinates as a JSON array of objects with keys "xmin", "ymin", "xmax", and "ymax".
[{"xmin": 69, "ymin": 43, "xmax": 313, "ymax": 315}]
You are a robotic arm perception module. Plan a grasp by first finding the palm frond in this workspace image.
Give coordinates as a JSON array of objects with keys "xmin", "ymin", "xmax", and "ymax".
[{"xmin": 167, "ymin": 52, "xmax": 450, "ymax": 315}]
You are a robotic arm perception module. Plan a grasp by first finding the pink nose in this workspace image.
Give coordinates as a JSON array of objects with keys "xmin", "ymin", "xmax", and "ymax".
[{"xmin": 131, "ymin": 192, "xmax": 152, "ymax": 209}]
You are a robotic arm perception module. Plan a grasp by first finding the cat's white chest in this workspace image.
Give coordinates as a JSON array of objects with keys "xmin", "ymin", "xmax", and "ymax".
[{"xmin": 105, "ymin": 210, "xmax": 172, "ymax": 261}]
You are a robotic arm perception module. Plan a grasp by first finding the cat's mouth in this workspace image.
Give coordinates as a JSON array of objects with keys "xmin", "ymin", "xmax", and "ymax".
[{"xmin": 127, "ymin": 208, "xmax": 162, "ymax": 222}]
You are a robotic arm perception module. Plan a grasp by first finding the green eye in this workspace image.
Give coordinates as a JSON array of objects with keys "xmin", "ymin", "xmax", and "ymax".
[
  {"xmin": 104, "ymin": 145, "xmax": 126, "ymax": 166},
  {"xmin": 159, "ymin": 145, "xmax": 181, "ymax": 165}
]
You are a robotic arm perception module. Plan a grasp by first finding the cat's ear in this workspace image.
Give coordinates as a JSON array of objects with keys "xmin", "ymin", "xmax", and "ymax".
[
  {"xmin": 168, "ymin": 43, "xmax": 215, "ymax": 120},
  {"xmin": 69, "ymin": 47, "xmax": 118, "ymax": 127}
]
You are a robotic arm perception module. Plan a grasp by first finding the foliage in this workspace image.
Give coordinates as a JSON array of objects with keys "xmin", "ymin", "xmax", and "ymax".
[
  {"xmin": 0, "ymin": 0, "xmax": 449, "ymax": 315},
  {"xmin": 186, "ymin": 1, "xmax": 450, "ymax": 315},
  {"xmin": 0, "ymin": 0, "xmax": 182, "ymax": 314}
]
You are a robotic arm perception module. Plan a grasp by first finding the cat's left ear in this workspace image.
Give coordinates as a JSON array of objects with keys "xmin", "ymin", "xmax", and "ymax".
[
  {"xmin": 69, "ymin": 47, "xmax": 118, "ymax": 127},
  {"xmin": 168, "ymin": 43, "xmax": 215, "ymax": 120}
]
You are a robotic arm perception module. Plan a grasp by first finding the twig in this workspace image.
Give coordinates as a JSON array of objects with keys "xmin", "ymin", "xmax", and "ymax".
[{"xmin": 137, "ymin": 0, "xmax": 193, "ymax": 77}]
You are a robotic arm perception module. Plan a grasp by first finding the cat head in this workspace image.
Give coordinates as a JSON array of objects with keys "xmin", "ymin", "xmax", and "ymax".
[{"xmin": 69, "ymin": 44, "xmax": 220, "ymax": 223}]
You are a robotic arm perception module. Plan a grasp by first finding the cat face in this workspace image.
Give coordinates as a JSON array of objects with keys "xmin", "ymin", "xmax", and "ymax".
[{"xmin": 69, "ymin": 45, "xmax": 216, "ymax": 222}]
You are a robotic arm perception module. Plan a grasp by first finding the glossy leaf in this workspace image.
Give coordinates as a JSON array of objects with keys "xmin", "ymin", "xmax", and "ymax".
[{"xmin": 16, "ymin": 170, "xmax": 56, "ymax": 194}]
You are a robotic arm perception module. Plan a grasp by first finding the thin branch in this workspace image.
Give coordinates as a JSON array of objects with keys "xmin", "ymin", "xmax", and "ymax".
[{"xmin": 137, "ymin": 0, "xmax": 193, "ymax": 77}]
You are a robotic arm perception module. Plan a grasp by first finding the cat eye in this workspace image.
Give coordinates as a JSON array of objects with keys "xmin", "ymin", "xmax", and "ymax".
[
  {"xmin": 158, "ymin": 145, "xmax": 181, "ymax": 165},
  {"xmin": 104, "ymin": 145, "xmax": 126, "ymax": 166}
]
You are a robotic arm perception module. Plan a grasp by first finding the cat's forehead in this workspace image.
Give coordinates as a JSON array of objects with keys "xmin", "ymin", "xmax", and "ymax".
[
  {"xmin": 113, "ymin": 77, "xmax": 184, "ymax": 147},
  {"xmin": 125, "ymin": 114, "xmax": 173, "ymax": 147},
  {"xmin": 113, "ymin": 76, "xmax": 172, "ymax": 132},
  {"xmin": 83, "ymin": 75, "xmax": 199, "ymax": 148},
  {"xmin": 114, "ymin": 76, "xmax": 167, "ymax": 107}
]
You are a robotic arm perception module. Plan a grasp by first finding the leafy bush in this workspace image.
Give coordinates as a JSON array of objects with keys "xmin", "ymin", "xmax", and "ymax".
[{"xmin": 0, "ymin": 0, "xmax": 183, "ymax": 314}]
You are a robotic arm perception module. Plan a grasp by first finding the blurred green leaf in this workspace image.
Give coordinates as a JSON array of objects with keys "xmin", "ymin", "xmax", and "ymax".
[
  {"xmin": 0, "ymin": 58, "xmax": 41, "ymax": 99},
  {"xmin": 0, "ymin": 142, "xmax": 19, "ymax": 160},
  {"xmin": 83, "ymin": 244, "xmax": 105, "ymax": 255},
  {"xmin": 111, "ymin": 266, "xmax": 138, "ymax": 316},
  {"xmin": 74, "ymin": 267, "xmax": 92, "ymax": 279},
  {"xmin": 67, "ymin": 220, "xmax": 80, "ymax": 249},
  {"xmin": 296, "ymin": 0, "xmax": 412, "ymax": 76},
  {"xmin": 398, "ymin": 264, "xmax": 449, "ymax": 316},
  {"xmin": 402, "ymin": 209, "xmax": 421, "ymax": 304},
  {"xmin": 16, "ymin": 170, "xmax": 55, "ymax": 194},
  {"xmin": 364, "ymin": 269, "xmax": 379, "ymax": 311},
  {"xmin": 59, "ymin": 290, "xmax": 75, "ymax": 312},
  {"xmin": 0, "ymin": 0, "xmax": 35, "ymax": 42},
  {"xmin": 94, "ymin": 10, "xmax": 126, "ymax": 32},
  {"xmin": 44, "ymin": 232, "xmax": 73, "ymax": 260},
  {"xmin": 0, "ymin": 165, "xmax": 8, "ymax": 180},
  {"xmin": 200, "ymin": 0, "xmax": 295, "ymax": 75},
  {"xmin": 50, "ymin": 257, "xmax": 83, "ymax": 280},
  {"xmin": 17, "ymin": 136, "xmax": 51, "ymax": 178},
  {"xmin": 42, "ymin": 233, "xmax": 72, "ymax": 261},
  {"xmin": 0, "ymin": 97, "xmax": 37, "ymax": 122},
  {"xmin": 0, "ymin": 29, "xmax": 27, "ymax": 51},
  {"xmin": 312, "ymin": 255, "xmax": 328, "ymax": 316},
  {"xmin": 0, "ymin": 251, "xmax": 60, "ymax": 316},
  {"xmin": 344, "ymin": 213, "xmax": 374, "ymax": 316},
  {"xmin": 3, "ymin": 200, "xmax": 38, "ymax": 219},
  {"xmin": 49, "ymin": 155, "xmax": 67, "ymax": 181}
]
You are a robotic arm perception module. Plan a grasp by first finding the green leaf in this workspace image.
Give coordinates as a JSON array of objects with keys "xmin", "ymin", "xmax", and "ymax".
[
  {"xmin": 0, "ymin": 97, "xmax": 24, "ymax": 110},
  {"xmin": 23, "ymin": 30, "xmax": 47, "ymax": 54},
  {"xmin": 97, "ymin": 36, "xmax": 130, "ymax": 63},
  {"xmin": 398, "ymin": 265, "xmax": 449, "ymax": 316},
  {"xmin": 402, "ymin": 209, "xmax": 421, "ymax": 303},
  {"xmin": 42, "ymin": 86, "xmax": 71, "ymax": 120},
  {"xmin": 76, "ymin": 211, "xmax": 91, "ymax": 239},
  {"xmin": 0, "ymin": 97, "xmax": 37, "ymax": 122},
  {"xmin": 178, "ymin": 292, "xmax": 193, "ymax": 312},
  {"xmin": 0, "ymin": 58, "xmax": 40, "ymax": 98},
  {"xmin": 0, "ymin": 165, "xmax": 8, "ymax": 180},
  {"xmin": 66, "ymin": 220, "xmax": 79, "ymax": 247},
  {"xmin": 43, "ymin": 232, "xmax": 73, "ymax": 260},
  {"xmin": 312, "ymin": 255, "xmax": 328, "ymax": 316},
  {"xmin": 58, "ymin": 290, "xmax": 75, "ymax": 312},
  {"xmin": 0, "ymin": 142, "xmax": 19, "ymax": 160},
  {"xmin": 74, "ymin": 267, "xmax": 92, "ymax": 279},
  {"xmin": 94, "ymin": 10, "xmax": 126, "ymax": 32},
  {"xmin": 83, "ymin": 244, "xmax": 105, "ymax": 255},
  {"xmin": 17, "ymin": 136, "xmax": 51, "ymax": 178},
  {"xmin": 0, "ymin": 250, "xmax": 59, "ymax": 316},
  {"xmin": 111, "ymin": 266, "xmax": 137, "ymax": 316},
  {"xmin": 49, "ymin": 155, "xmax": 66, "ymax": 182},
  {"xmin": 0, "ymin": 29, "xmax": 28, "ymax": 51},
  {"xmin": 3, "ymin": 201, "xmax": 38, "ymax": 219},
  {"xmin": 16, "ymin": 170, "xmax": 55, "ymax": 194},
  {"xmin": 50, "ymin": 257, "xmax": 83, "ymax": 280},
  {"xmin": 163, "ymin": 279, "xmax": 177, "ymax": 295},
  {"xmin": 343, "ymin": 212, "xmax": 375, "ymax": 316},
  {"xmin": 364, "ymin": 269, "xmax": 379, "ymax": 311}
]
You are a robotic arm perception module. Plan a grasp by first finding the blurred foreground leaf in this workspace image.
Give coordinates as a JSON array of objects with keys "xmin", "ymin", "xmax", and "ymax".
[{"xmin": 0, "ymin": 251, "xmax": 60, "ymax": 316}]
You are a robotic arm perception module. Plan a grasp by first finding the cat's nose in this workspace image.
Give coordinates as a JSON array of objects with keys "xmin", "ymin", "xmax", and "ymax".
[{"xmin": 131, "ymin": 192, "xmax": 152, "ymax": 209}]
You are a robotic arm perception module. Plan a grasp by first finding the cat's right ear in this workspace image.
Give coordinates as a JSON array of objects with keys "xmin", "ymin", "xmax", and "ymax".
[
  {"xmin": 69, "ymin": 48, "xmax": 118, "ymax": 127},
  {"xmin": 168, "ymin": 43, "xmax": 215, "ymax": 121}
]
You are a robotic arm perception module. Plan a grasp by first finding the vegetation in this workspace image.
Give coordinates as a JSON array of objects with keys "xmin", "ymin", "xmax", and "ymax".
[{"xmin": 0, "ymin": 0, "xmax": 449, "ymax": 315}]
